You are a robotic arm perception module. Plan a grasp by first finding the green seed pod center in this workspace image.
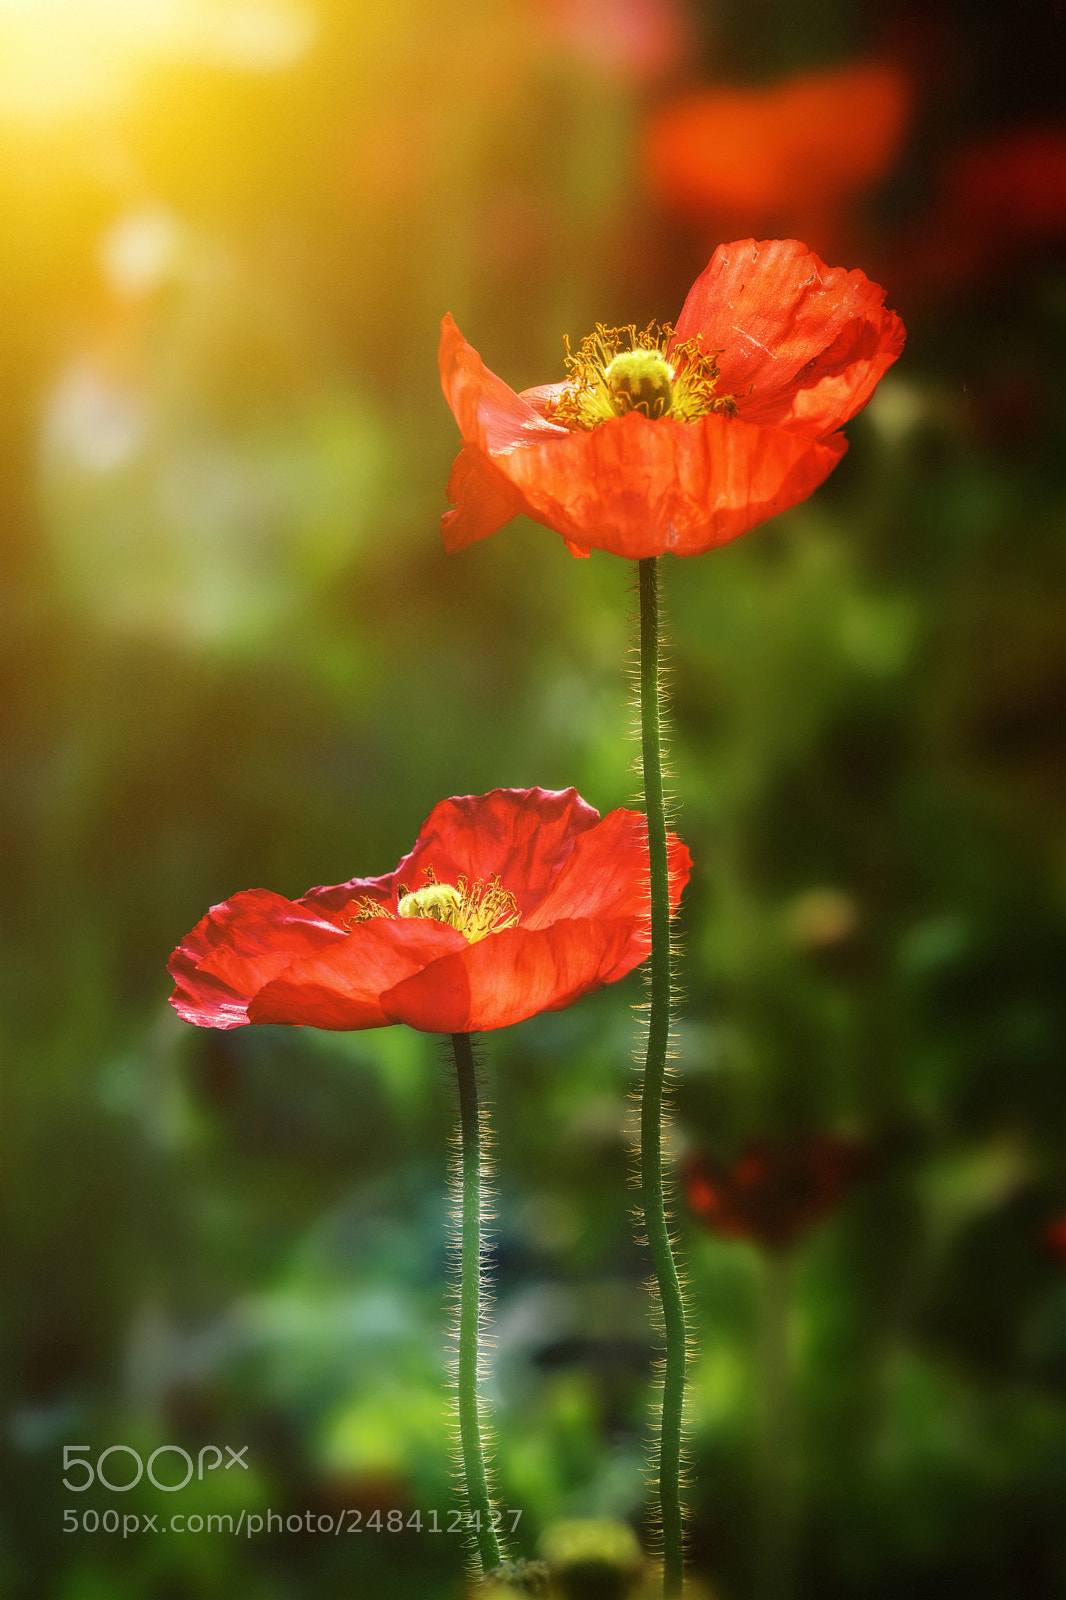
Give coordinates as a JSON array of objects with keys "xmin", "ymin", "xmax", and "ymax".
[
  {"xmin": 605, "ymin": 348, "xmax": 675, "ymax": 419},
  {"xmin": 398, "ymin": 882, "xmax": 464, "ymax": 924},
  {"xmin": 393, "ymin": 873, "xmax": 521, "ymax": 942}
]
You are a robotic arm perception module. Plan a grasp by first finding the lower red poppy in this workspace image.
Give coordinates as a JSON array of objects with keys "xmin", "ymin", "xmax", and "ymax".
[{"xmin": 169, "ymin": 787, "xmax": 691, "ymax": 1035}]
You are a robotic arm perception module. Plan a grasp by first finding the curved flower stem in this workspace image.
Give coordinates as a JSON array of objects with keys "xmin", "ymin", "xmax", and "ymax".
[
  {"xmin": 450, "ymin": 1030, "xmax": 504, "ymax": 1576},
  {"xmin": 637, "ymin": 556, "xmax": 687, "ymax": 1597},
  {"xmin": 756, "ymin": 1249, "xmax": 797, "ymax": 1600}
]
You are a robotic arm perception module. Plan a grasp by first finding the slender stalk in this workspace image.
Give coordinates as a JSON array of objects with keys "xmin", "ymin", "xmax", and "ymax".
[
  {"xmin": 756, "ymin": 1249, "xmax": 797, "ymax": 1600},
  {"xmin": 450, "ymin": 1030, "xmax": 503, "ymax": 1575},
  {"xmin": 636, "ymin": 555, "xmax": 687, "ymax": 1597}
]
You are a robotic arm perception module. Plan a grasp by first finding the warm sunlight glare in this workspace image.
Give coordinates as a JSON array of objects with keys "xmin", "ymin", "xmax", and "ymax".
[{"xmin": 0, "ymin": 0, "xmax": 313, "ymax": 121}]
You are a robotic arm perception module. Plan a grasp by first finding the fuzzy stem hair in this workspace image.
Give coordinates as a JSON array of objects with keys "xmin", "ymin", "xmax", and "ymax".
[
  {"xmin": 450, "ymin": 1030, "xmax": 504, "ymax": 1575},
  {"xmin": 636, "ymin": 556, "xmax": 688, "ymax": 1597}
]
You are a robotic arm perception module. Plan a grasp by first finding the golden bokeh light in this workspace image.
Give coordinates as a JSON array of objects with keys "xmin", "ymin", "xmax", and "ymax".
[{"xmin": 0, "ymin": 0, "xmax": 313, "ymax": 122}]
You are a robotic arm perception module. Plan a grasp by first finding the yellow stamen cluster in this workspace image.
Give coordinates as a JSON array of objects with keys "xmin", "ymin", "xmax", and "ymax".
[
  {"xmin": 349, "ymin": 870, "xmax": 519, "ymax": 944},
  {"xmin": 347, "ymin": 898, "xmax": 392, "ymax": 925},
  {"xmin": 548, "ymin": 321, "xmax": 736, "ymax": 431}
]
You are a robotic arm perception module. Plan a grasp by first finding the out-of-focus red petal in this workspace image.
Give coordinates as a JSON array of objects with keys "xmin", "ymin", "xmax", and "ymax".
[
  {"xmin": 642, "ymin": 62, "xmax": 910, "ymax": 219},
  {"xmin": 943, "ymin": 126, "xmax": 1066, "ymax": 239},
  {"xmin": 497, "ymin": 405, "xmax": 848, "ymax": 558},
  {"xmin": 525, "ymin": 808, "xmax": 691, "ymax": 929},
  {"xmin": 393, "ymin": 787, "xmax": 603, "ymax": 918},
  {"xmin": 381, "ymin": 918, "xmax": 638, "ymax": 1033},
  {"xmin": 168, "ymin": 889, "xmax": 347, "ymax": 1028},
  {"xmin": 893, "ymin": 127, "xmax": 1066, "ymax": 302},
  {"xmin": 247, "ymin": 917, "xmax": 469, "ymax": 1029},
  {"xmin": 1043, "ymin": 1215, "xmax": 1066, "ymax": 1268},
  {"xmin": 673, "ymin": 239, "xmax": 905, "ymax": 433},
  {"xmin": 684, "ymin": 1136, "xmax": 869, "ymax": 1249}
]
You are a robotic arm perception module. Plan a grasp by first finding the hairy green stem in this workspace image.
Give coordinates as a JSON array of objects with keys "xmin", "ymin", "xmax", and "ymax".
[
  {"xmin": 637, "ymin": 555, "xmax": 687, "ymax": 1597},
  {"xmin": 451, "ymin": 1030, "xmax": 503, "ymax": 1575}
]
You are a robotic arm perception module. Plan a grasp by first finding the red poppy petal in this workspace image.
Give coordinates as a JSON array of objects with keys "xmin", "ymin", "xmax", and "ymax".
[
  {"xmin": 441, "ymin": 445, "xmax": 527, "ymax": 554},
  {"xmin": 495, "ymin": 406, "xmax": 847, "ymax": 558},
  {"xmin": 394, "ymin": 787, "xmax": 603, "ymax": 917},
  {"xmin": 168, "ymin": 889, "xmax": 348, "ymax": 1028},
  {"xmin": 673, "ymin": 239, "xmax": 904, "ymax": 433},
  {"xmin": 168, "ymin": 957, "xmax": 261, "ymax": 1030},
  {"xmin": 520, "ymin": 380, "xmax": 571, "ymax": 416},
  {"xmin": 524, "ymin": 808, "xmax": 691, "ymax": 929},
  {"xmin": 247, "ymin": 917, "xmax": 470, "ymax": 1029},
  {"xmin": 299, "ymin": 790, "xmax": 602, "ymax": 919},
  {"xmin": 380, "ymin": 918, "xmax": 638, "ymax": 1033},
  {"xmin": 439, "ymin": 314, "xmax": 566, "ymax": 452}
]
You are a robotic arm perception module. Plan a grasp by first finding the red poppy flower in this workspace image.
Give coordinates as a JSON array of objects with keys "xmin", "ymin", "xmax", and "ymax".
[
  {"xmin": 1042, "ymin": 1215, "xmax": 1066, "ymax": 1269},
  {"xmin": 641, "ymin": 61, "xmax": 910, "ymax": 247},
  {"xmin": 169, "ymin": 787, "xmax": 691, "ymax": 1035},
  {"xmin": 888, "ymin": 125, "xmax": 1066, "ymax": 302},
  {"xmin": 683, "ymin": 1136, "xmax": 868, "ymax": 1251},
  {"xmin": 440, "ymin": 239, "xmax": 904, "ymax": 560}
]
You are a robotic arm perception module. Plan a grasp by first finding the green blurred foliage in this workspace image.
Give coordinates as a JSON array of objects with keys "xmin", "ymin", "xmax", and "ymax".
[{"xmin": 2, "ymin": 0, "xmax": 1065, "ymax": 1596}]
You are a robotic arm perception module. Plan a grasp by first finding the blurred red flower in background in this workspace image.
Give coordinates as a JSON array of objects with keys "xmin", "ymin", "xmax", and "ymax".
[
  {"xmin": 169, "ymin": 788, "xmax": 690, "ymax": 1035},
  {"xmin": 684, "ymin": 1135, "xmax": 869, "ymax": 1251},
  {"xmin": 440, "ymin": 238, "xmax": 904, "ymax": 559},
  {"xmin": 887, "ymin": 124, "xmax": 1066, "ymax": 301},
  {"xmin": 533, "ymin": 0, "xmax": 688, "ymax": 84},
  {"xmin": 641, "ymin": 61, "xmax": 911, "ymax": 259},
  {"xmin": 1041, "ymin": 1214, "xmax": 1066, "ymax": 1268}
]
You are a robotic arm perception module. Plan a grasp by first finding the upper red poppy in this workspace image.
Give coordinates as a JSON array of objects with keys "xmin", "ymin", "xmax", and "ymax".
[
  {"xmin": 169, "ymin": 787, "xmax": 691, "ymax": 1036},
  {"xmin": 440, "ymin": 238, "xmax": 904, "ymax": 561}
]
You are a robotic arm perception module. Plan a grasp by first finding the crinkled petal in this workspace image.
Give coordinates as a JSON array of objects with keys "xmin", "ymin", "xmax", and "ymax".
[
  {"xmin": 495, "ymin": 406, "xmax": 848, "ymax": 558},
  {"xmin": 247, "ymin": 918, "xmax": 469, "ymax": 1029},
  {"xmin": 673, "ymin": 238, "xmax": 905, "ymax": 433},
  {"xmin": 168, "ymin": 889, "xmax": 348, "ymax": 1028},
  {"xmin": 380, "ymin": 918, "xmax": 639, "ymax": 1033},
  {"xmin": 524, "ymin": 807, "xmax": 691, "ymax": 929},
  {"xmin": 392, "ymin": 787, "xmax": 604, "ymax": 918},
  {"xmin": 298, "ymin": 790, "xmax": 601, "ymax": 921}
]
